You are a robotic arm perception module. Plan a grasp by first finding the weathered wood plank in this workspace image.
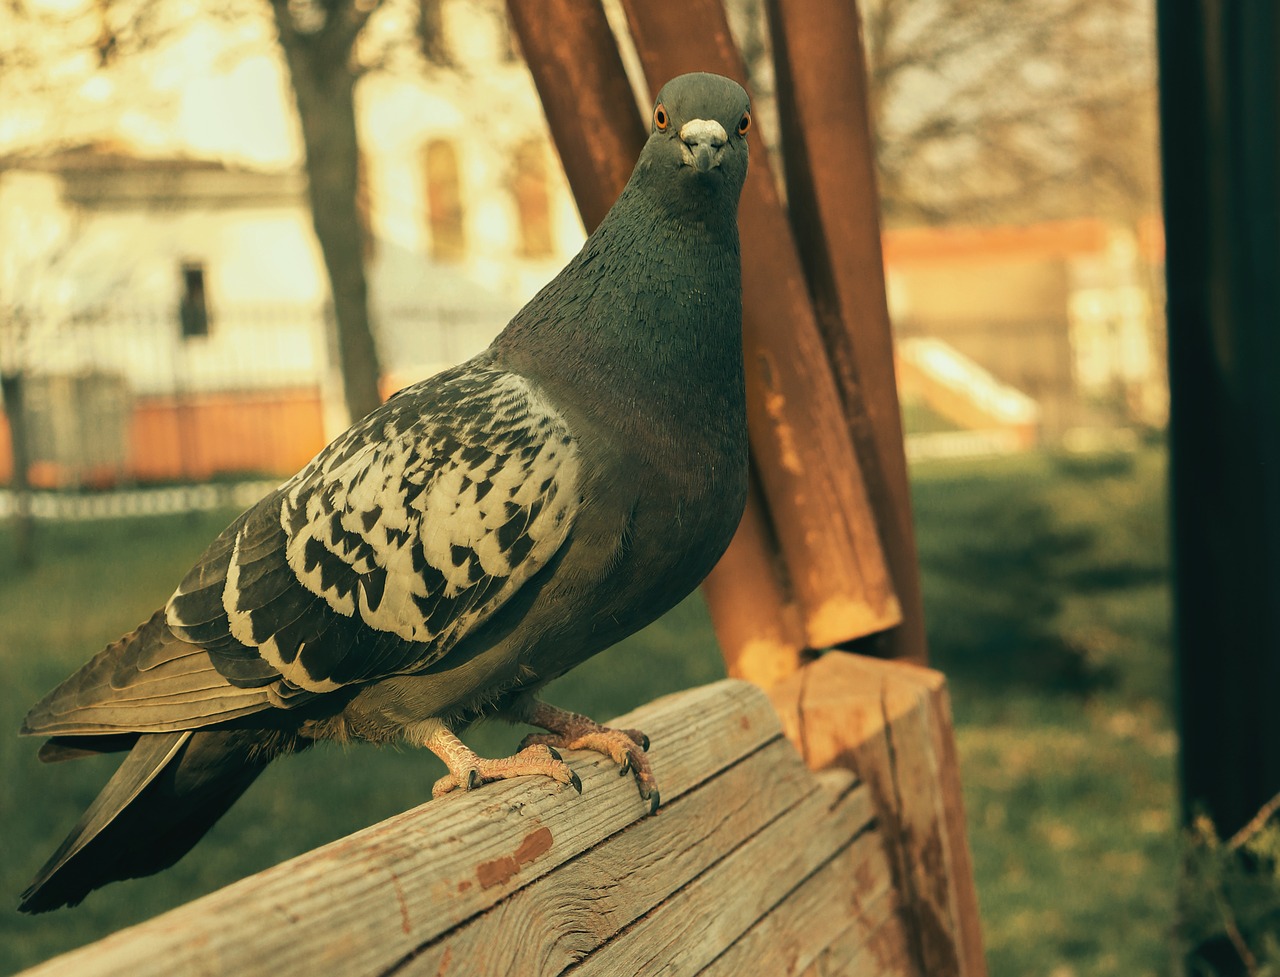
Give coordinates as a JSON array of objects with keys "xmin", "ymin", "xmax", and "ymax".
[
  {"xmin": 768, "ymin": 653, "xmax": 987, "ymax": 977},
  {"xmin": 879, "ymin": 666, "xmax": 985, "ymax": 977},
  {"xmin": 793, "ymin": 885, "xmax": 918, "ymax": 977},
  {"xmin": 572, "ymin": 770, "xmax": 871, "ymax": 977},
  {"xmin": 617, "ymin": 0, "xmax": 903, "ymax": 649},
  {"xmin": 843, "ymin": 908, "xmax": 925, "ymax": 977},
  {"xmin": 702, "ymin": 479, "xmax": 808, "ymax": 688},
  {"xmin": 20, "ymin": 681, "xmax": 779, "ymax": 977},
  {"xmin": 695, "ymin": 825, "xmax": 898, "ymax": 977},
  {"xmin": 400, "ymin": 737, "xmax": 821, "ymax": 975}
]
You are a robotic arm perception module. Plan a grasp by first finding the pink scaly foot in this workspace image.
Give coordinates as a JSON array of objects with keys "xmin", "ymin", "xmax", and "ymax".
[
  {"xmin": 423, "ymin": 725, "xmax": 581, "ymax": 798},
  {"xmin": 515, "ymin": 699, "xmax": 659, "ymax": 812}
]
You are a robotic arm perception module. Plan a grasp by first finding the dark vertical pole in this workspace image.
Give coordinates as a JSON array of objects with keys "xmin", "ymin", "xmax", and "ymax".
[{"xmin": 1158, "ymin": 0, "xmax": 1280, "ymax": 840}]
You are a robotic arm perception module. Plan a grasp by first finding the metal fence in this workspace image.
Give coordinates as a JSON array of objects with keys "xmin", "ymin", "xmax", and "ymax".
[
  {"xmin": 0, "ymin": 303, "xmax": 515, "ymax": 491},
  {"xmin": 0, "ymin": 305, "xmax": 1169, "ymax": 498}
]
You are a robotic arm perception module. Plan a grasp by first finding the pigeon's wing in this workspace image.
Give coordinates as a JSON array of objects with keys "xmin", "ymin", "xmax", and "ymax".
[
  {"xmin": 25, "ymin": 363, "xmax": 580, "ymax": 737},
  {"xmin": 166, "ymin": 362, "xmax": 581, "ymax": 699},
  {"xmin": 21, "ymin": 610, "xmax": 275, "ymax": 737}
]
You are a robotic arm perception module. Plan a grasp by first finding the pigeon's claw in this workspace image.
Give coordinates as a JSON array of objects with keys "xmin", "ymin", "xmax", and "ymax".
[
  {"xmin": 516, "ymin": 700, "xmax": 659, "ymax": 810},
  {"xmin": 425, "ymin": 728, "xmax": 580, "ymax": 799}
]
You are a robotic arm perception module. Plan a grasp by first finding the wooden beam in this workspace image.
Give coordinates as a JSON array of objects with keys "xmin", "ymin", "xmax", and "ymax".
[
  {"xmin": 18, "ymin": 680, "xmax": 931, "ymax": 977},
  {"xmin": 766, "ymin": 0, "xmax": 928, "ymax": 662},
  {"xmin": 618, "ymin": 0, "xmax": 903, "ymax": 649},
  {"xmin": 18, "ymin": 683, "xmax": 780, "ymax": 977},
  {"xmin": 701, "ymin": 477, "xmax": 808, "ymax": 687},
  {"xmin": 769, "ymin": 652, "xmax": 988, "ymax": 977},
  {"xmin": 505, "ymin": 0, "xmax": 645, "ymax": 232}
]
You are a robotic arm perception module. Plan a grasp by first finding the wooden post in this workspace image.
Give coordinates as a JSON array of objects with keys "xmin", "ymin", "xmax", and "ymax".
[
  {"xmin": 1, "ymin": 369, "xmax": 35, "ymax": 568},
  {"xmin": 766, "ymin": 0, "xmax": 927, "ymax": 662},
  {"xmin": 618, "ymin": 0, "xmax": 903, "ymax": 649},
  {"xmin": 770, "ymin": 653, "xmax": 988, "ymax": 977}
]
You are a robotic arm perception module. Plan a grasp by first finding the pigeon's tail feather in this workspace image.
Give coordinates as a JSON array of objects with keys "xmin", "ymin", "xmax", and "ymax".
[{"xmin": 19, "ymin": 727, "xmax": 301, "ymax": 913}]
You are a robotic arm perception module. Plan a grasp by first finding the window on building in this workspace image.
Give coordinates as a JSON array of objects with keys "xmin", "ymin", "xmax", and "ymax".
[
  {"xmin": 512, "ymin": 139, "xmax": 554, "ymax": 259},
  {"xmin": 424, "ymin": 139, "xmax": 466, "ymax": 262},
  {"xmin": 179, "ymin": 261, "xmax": 209, "ymax": 338}
]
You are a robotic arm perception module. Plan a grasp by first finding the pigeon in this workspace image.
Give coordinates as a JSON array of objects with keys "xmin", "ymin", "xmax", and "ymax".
[{"xmin": 18, "ymin": 71, "xmax": 752, "ymax": 913}]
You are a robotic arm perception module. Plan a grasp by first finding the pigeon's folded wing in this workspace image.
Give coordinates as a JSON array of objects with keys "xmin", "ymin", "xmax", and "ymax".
[
  {"xmin": 26, "ymin": 363, "xmax": 581, "ymax": 736},
  {"xmin": 168, "ymin": 362, "xmax": 582, "ymax": 699}
]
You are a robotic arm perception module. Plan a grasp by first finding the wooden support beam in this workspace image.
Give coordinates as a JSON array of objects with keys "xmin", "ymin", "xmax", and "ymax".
[
  {"xmin": 766, "ymin": 0, "xmax": 927, "ymax": 661},
  {"xmin": 617, "ymin": 0, "xmax": 903, "ymax": 649},
  {"xmin": 770, "ymin": 652, "xmax": 988, "ymax": 977},
  {"xmin": 18, "ymin": 684, "xmax": 777, "ymax": 977},
  {"xmin": 701, "ymin": 476, "xmax": 808, "ymax": 686},
  {"xmin": 505, "ymin": 0, "xmax": 645, "ymax": 233}
]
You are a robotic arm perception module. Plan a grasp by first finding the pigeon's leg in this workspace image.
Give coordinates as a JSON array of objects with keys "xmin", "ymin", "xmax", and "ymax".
[
  {"xmin": 422, "ymin": 725, "xmax": 581, "ymax": 799},
  {"xmin": 513, "ymin": 699, "xmax": 659, "ymax": 811}
]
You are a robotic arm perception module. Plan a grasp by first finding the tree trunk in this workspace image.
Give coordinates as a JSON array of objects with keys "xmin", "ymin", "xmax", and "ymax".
[{"xmin": 269, "ymin": 0, "xmax": 384, "ymax": 425}]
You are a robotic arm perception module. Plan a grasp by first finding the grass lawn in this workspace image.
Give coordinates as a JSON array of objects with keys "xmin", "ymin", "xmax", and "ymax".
[{"xmin": 0, "ymin": 445, "xmax": 1175, "ymax": 976}]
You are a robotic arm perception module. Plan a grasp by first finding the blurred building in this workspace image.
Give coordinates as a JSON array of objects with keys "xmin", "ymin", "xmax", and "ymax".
[
  {"xmin": 887, "ymin": 217, "xmax": 1168, "ymax": 458},
  {"xmin": 0, "ymin": 0, "xmax": 1166, "ymax": 487},
  {"xmin": 0, "ymin": 1, "xmax": 585, "ymax": 487}
]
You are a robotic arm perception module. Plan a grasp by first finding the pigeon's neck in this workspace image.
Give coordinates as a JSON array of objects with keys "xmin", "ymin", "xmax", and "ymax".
[{"xmin": 491, "ymin": 174, "xmax": 744, "ymax": 441}]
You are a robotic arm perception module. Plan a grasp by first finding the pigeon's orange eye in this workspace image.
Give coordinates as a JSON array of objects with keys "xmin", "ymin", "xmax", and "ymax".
[
  {"xmin": 654, "ymin": 104, "xmax": 669, "ymax": 131},
  {"xmin": 737, "ymin": 112, "xmax": 752, "ymax": 136}
]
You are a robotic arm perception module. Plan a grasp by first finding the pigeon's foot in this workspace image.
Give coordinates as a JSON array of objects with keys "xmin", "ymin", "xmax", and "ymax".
[
  {"xmin": 424, "ymin": 727, "xmax": 581, "ymax": 799},
  {"xmin": 517, "ymin": 700, "xmax": 659, "ymax": 812}
]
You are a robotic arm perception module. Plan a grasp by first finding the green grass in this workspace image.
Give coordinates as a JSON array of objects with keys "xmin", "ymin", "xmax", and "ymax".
[
  {"xmin": 912, "ymin": 447, "xmax": 1176, "ymax": 976},
  {"xmin": 0, "ymin": 446, "xmax": 1176, "ymax": 975}
]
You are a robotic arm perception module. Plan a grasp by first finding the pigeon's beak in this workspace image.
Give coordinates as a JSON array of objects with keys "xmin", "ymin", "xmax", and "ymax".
[{"xmin": 679, "ymin": 119, "xmax": 728, "ymax": 173}]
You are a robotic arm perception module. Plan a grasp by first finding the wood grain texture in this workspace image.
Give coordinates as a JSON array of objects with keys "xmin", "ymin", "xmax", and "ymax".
[
  {"xmin": 765, "ymin": 0, "xmax": 927, "ymax": 663},
  {"xmin": 22, "ymin": 667, "xmax": 975, "ymax": 977},
  {"xmin": 617, "ymin": 0, "xmax": 902, "ymax": 649},
  {"xmin": 769, "ymin": 652, "xmax": 988, "ymax": 977},
  {"xmin": 697, "ymin": 828, "xmax": 905, "ymax": 977},
  {"xmin": 702, "ymin": 478, "xmax": 807, "ymax": 688},
  {"xmin": 505, "ymin": 0, "xmax": 645, "ymax": 233},
  {"xmin": 794, "ymin": 886, "xmax": 919, "ymax": 977},
  {"xmin": 20, "ymin": 681, "xmax": 778, "ymax": 977},
  {"xmin": 400, "ymin": 738, "xmax": 816, "ymax": 975},
  {"xmin": 572, "ymin": 770, "xmax": 871, "ymax": 977}
]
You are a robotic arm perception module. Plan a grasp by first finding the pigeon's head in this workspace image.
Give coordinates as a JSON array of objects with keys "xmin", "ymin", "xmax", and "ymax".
[{"xmin": 642, "ymin": 72, "xmax": 750, "ymax": 206}]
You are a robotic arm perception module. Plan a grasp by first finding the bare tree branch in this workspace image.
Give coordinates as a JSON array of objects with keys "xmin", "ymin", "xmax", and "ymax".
[{"xmin": 860, "ymin": 0, "xmax": 1159, "ymax": 225}]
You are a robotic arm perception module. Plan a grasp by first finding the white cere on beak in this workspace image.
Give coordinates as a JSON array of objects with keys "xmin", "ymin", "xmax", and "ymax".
[
  {"xmin": 679, "ymin": 119, "xmax": 729, "ymax": 172},
  {"xmin": 679, "ymin": 118, "xmax": 728, "ymax": 148}
]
